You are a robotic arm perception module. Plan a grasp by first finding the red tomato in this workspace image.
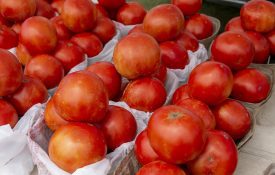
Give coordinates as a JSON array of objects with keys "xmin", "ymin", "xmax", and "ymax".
[
  {"xmin": 0, "ymin": 0, "xmax": 36, "ymax": 22},
  {"xmin": 175, "ymin": 30, "xmax": 199, "ymax": 52},
  {"xmin": 0, "ymin": 100, "xmax": 18, "ymax": 128},
  {"xmin": 143, "ymin": 4, "xmax": 184, "ymax": 42},
  {"xmin": 241, "ymin": 0, "xmax": 275, "ymax": 33},
  {"xmin": 187, "ymin": 130, "xmax": 238, "ymax": 175},
  {"xmin": 116, "ymin": 2, "xmax": 146, "ymax": 25},
  {"xmin": 54, "ymin": 41, "xmax": 85, "ymax": 73},
  {"xmin": 98, "ymin": 105, "xmax": 137, "ymax": 151},
  {"xmin": 113, "ymin": 33, "xmax": 161, "ymax": 79},
  {"xmin": 160, "ymin": 41, "xmax": 189, "ymax": 69},
  {"xmin": 171, "ymin": 84, "xmax": 190, "ymax": 104},
  {"xmin": 20, "ymin": 16, "xmax": 57, "ymax": 55},
  {"xmin": 136, "ymin": 160, "xmax": 186, "ymax": 175},
  {"xmin": 0, "ymin": 14, "xmax": 11, "ymax": 26},
  {"xmin": 212, "ymin": 99, "xmax": 251, "ymax": 140},
  {"xmin": 231, "ymin": 68, "xmax": 270, "ymax": 103},
  {"xmin": 15, "ymin": 43, "xmax": 33, "ymax": 66},
  {"xmin": 152, "ymin": 64, "xmax": 167, "ymax": 84},
  {"xmin": 61, "ymin": 0, "xmax": 96, "ymax": 33},
  {"xmin": 0, "ymin": 25, "xmax": 18, "ymax": 49},
  {"xmin": 50, "ymin": 16, "xmax": 73, "ymax": 41},
  {"xmin": 211, "ymin": 31, "xmax": 255, "ymax": 71},
  {"xmin": 171, "ymin": 0, "xmax": 202, "ymax": 16},
  {"xmin": 175, "ymin": 98, "xmax": 216, "ymax": 130},
  {"xmin": 24, "ymin": 54, "xmax": 64, "ymax": 89},
  {"xmin": 148, "ymin": 105, "xmax": 206, "ymax": 164},
  {"xmin": 53, "ymin": 71, "xmax": 108, "ymax": 123},
  {"xmin": 51, "ymin": 0, "xmax": 64, "ymax": 14},
  {"xmin": 45, "ymin": 98, "xmax": 69, "ymax": 131},
  {"xmin": 266, "ymin": 30, "xmax": 275, "ymax": 56},
  {"xmin": 11, "ymin": 23, "xmax": 21, "ymax": 35},
  {"xmin": 128, "ymin": 24, "xmax": 144, "ymax": 35},
  {"xmin": 92, "ymin": 17, "xmax": 116, "ymax": 44},
  {"xmin": 95, "ymin": 4, "xmax": 109, "ymax": 18},
  {"xmin": 0, "ymin": 49, "xmax": 23, "ymax": 97},
  {"xmin": 225, "ymin": 16, "xmax": 245, "ymax": 33},
  {"xmin": 7, "ymin": 76, "xmax": 47, "ymax": 116},
  {"xmin": 36, "ymin": 0, "xmax": 55, "ymax": 19},
  {"xmin": 244, "ymin": 31, "xmax": 270, "ymax": 64},
  {"xmin": 48, "ymin": 123, "xmax": 107, "ymax": 173},
  {"xmin": 98, "ymin": 0, "xmax": 125, "ymax": 9},
  {"xmin": 122, "ymin": 77, "xmax": 167, "ymax": 112},
  {"xmin": 185, "ymin": 14, "xmax": 213, "ymax": 40},
  {"xmin": 134, "ymin": 130, "xmax": 160, "ymax": 165}
]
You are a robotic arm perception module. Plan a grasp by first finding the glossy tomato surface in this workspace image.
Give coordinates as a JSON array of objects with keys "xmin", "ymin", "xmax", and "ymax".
[
  {"xmin": 0, "ymin": 25, "xmax": 18, "ymax": 49},
  {"xmin": 175, "ymin": 30, "xmax": 199, "ymax": 52},
  {"xmin": 36, "ymin": 0, "xmax": 55, "ymax": 19},
  {"xmin": 225, "ymin": 16, "xmax": 245, "ymax": 33},
  {"xmin": 15, "ymin": 43, "xmax": 33, "ymax": 66},
  {"xmin": 152, "ymin": 63, "xmax": 167, "ymax": 84},
  {"xmin": 116, "ymin": 2, "xmax": 146, "ymax": 25},
  {"xmin": 92, "ymin": 17, "xmax": 116, "ymax": 44},
  {"xmin": 171, "ymin": 84, "xmax": 190, "ymax": 104},
  {"xmin": 171, "ymin": 0, "xmax": 202, "ymax": 16},
  {"xmin": 0, "ymin": 99, "xmax": 18, "ymax": 128},
  {"xmin": 50, "ymin": 16, "xmax": 73, "ymax": 41}
]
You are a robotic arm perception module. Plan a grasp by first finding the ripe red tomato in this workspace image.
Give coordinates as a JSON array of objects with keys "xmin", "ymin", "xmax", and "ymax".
[
  {"xmin": 98, "ymin": 105, "xmax": 137, "ymax": 151},
  {"xmin": 48, "ymin": 123, "xmax": 107, "ymax": 173},
  {"xmin": 95, "ymin": 4, "xmax": 109, "ymax": 18},
  {"xmin": 211, "ymin": 31, "xmax": 255, "ymax": 71},
  {"xmin": 0, "ymin": 25, "xmax": 18, "ymax": 49},
  {"xmin": 152, "ymin": 64, "xmax": 167, "ymax": 84},
  {"xmin": 11, "ymin": 23, "xmax": 21, "ymax": 35},
  {"xmin": 0, "ymin": 0, "xmax": 36, "ymax": 21},
  {"xmin": 54, "ymin": 41, "xmax": 85, "ymax": 73},
  {"xmin": 61, "ymin": 0, "xmax": 96, "ymax": 33},
  {"xmin": 225, "ymin": 16, "xmax": 245, "ymax": 33},
  {"xmin": 98, "ymin": 0, "xmax": 125, "ymax": 9},
  {"xmin": 175, "ymin": 30, "xmax": 199, "ymax": 52},
  {"xmin": 15, "ymin": 43, "xmax": 33, "ymax": 66},
  {"xmin": 36, "ymin": 0, "xmax": 55, "ymax": 19},
  {"xmin": 122, "ymin": 77, "xmax": 167, "ymax": 112},
  {"xmin": 212, "ymin": 99, "xmax": 251, "ymax": 140},
  {"xmin": 24, "ymin": 54, "xmax": 64, "ymax": 89},
  {"xmin": 231, "ymin": 68, "xmax": 270, "ymax": 103},
  {"xmin": 20, "ymin": 16, "xmax": 57, "ymax": 55},
  {"xmin": 143, "ymin": 4, "xmax": 184, "ymax": 42},
  {"xmin": 175, "ymin": 98, "xmax": 216, "ymax": 130},
  {"xmin": 128, "ymin": 24, "xmax": 144, "ymax": 35},
  {"xmin": 134, "ymin": 130, "xmax": 160, "ymax": 165},
  {"xmin": 53, "ymin": 71, "xmax": 108, "ymax": 123},
  {"xmin": 0, "ymin": 99, "xmax": 18, "ymax": 128},
  {"xmin": 185, "ymin": 14, "xmax": 213, "ymax": 40},
  {"xmin": 160, "ymin": 41, "xmax": 189, "ymax": 69},
  {"xmin": 244, "ymin": 31, "xmax": 270, "ymax": 64},
  {"xmin": 51, "ymin": 0, "xmax": 64, "ymax": 14},
  {"xmin": 113, "ymin": 33, "xmax": 161, "ymax": 79},
  {"xmin": 0, "ymin": 49, "xmax": 23, "ymax": 97},
  {"xmin": 116, "ymin": 2, "xmax": 146, "ymax": 25},
  {"xmin": 171, "ymin": 84, "xmax": 190, "ymax": 105},
  {"xmin": 45, "ymin": 98, "xmax": 69, "ymax": 131},
  {"xmin": 136, "ymin": 161, "xmax": 186, "ymax": 175},
  {"xmin": 266, "ymin": 30, "xmax": 275, "ymax": 56},
  {"xmin": 7, "ymin": 76, "xmax": 47, "ymax": 116},
  {"xmin": 50, "ymin": 16, "xmax": 73, "ymax": 41},
  {"xmin": 148, "ymin": 105, "xmax": 206, "ymax": 164},
  {"xmin": 0, "ymin": 14, "xmax": 11, "ymax": 26},
  {"xmin": 188, "ymin": 61, "xmax": 233, "ymax": 106},
  {"xmin": 171, "ymin": 0, "xmax": 202, "ymax": 16},
  {"xmin": 241, "ymin": 0, "xmax": 275, "ymax": 33},
  {"xmin": 92, "ymin": 17, "xmax": 116, "ymax": 44},
  {"xmin": 187, "ymin": 130, "xmax": 238, "ymax": 175}
]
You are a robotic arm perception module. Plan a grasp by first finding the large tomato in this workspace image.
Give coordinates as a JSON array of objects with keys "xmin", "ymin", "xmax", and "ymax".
[
  {"xmin": 147, "ymin": 105, "xmax": 206, "ymax": 164},
  {"xmin": 0, "ymin": 49, "xmax": 23, "ymax": 97},
  {"xmin": 171, "ymin": 84, "xmax": 190, "ymax": 104},
  {"xmin": 175, "ymin": 30, "xmax": 199, "ymax": 52},
  {"xmin": 122, "ymin": 77, "xmax": 167, "ymax": 112},
  {"xmin": 231, "ymin": 68, "xmax": 270, "ymax": 103},
  {"xmin": 113, "ymin": 33, "xmax": 161, "ymax": 79},
  {"xmin": 48, "ymin": 123, "xmax": 107, "ymax": 173},
  {"xmin": 211, "ymin": 31, "xmax": 255, "ymax": 71},
  {"xmin": 266, "ymin": 30, "xmax": 275, "ymax": 56},
  {"xmin": 187, "ymin": 130, "xmax": 238, "ymax": 175},
  {"xmin": 92, "ymin": 17, "xmax": 116, "ymax": 44},
  {"xmin": 0, "ymin": 100, "xmax": 18, "ymax": 128},
  {"xmin": 50, "ymin": 16, "xmax": 73, "ymax": 41},
  {"xmin": 241, "ymin": 0, "xmax": 275, "ymax": 33},
  {"xmin": 116, "ymin": 2, "xmax": 146, "ymax": 25},
  {"xmin": 0, "ymin": 25, "xmax": 18, "ymax": 49},
  {"xmin": 15, "ymin": 43, "xmax": 33, "ymax": 66},
  {"xmin": 188, "ymin": 61, "xmax": 233, "ymax": 106},
  {"xmin": 143, "ymin": 4, "xmax": 184, "ymax": 42},
  {"xmin": 225, "ymin": 16, "xmax": 245, "ymax": 33},
  {"xmin": 53, "ymin": 71, "xmax": 108, "ymax": 123},
  {"xmin": 98, "ymin": 0, "xmax": 125, "ymax": 9},
  {"xmin": 212, "ymin": 99, "xmax": 251, "ymax": 140},
  {"xmin": 36, "ymin": 0, "xmax": 55, "ymax": 19},
  {"xmin": 51, "ymin": 0, "xmax": 64, "ymax": 14},
  {"xmin": 20, "ymin": 16, "xmax": 57, "ymax": 55},
  {"xmin": 171, "ymin": 0, "xmax": 202, "ymax": 16},
  {"xmin": 86, "ymin": 61, "xmax": 121, "ymax": 100}
]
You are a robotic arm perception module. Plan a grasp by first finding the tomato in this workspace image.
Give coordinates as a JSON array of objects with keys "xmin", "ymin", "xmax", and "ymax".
[
  {"xmin": 136, "ymin": 161, "xmax": 186, "ymax": 175},
  {"xmin": 171, "ymin": 84, "xmax": 190, "ymax": 104},
  {"xmin": 122, "ymin": 77, "xmax": 167, "ymax": 112},
  {"xmin": 211, "ymin": 31, "xmax": 255, "ymax": 71},
  {"xmin": 0, "ymin": 49, "xmax": 23, "ymax": 97},
  {"xmin": 20, "ymin": 16, "xmax": 57, "ymax": 55},
  {"xmin": 152, "ymin": 64, "xmax": 167, "ymax": 84},
  {"xmin": 266, "ymin": 30, "xmax": 275, "ymax": 56},
  {"xmin": 51, "ymin": 0, "xmax": 64, "ymax": 14},
  {"xmin": 225, "ymin": 16, "xmax": 245, "ymax": 33},
  {"xmin": 128, "ymin": 24, "xmax": 144, "ymax": 35},
  {"xmin": 231, "ymin": 68, "xmax": 270, "ymax": 103},
  {"xmin": 160, "ymin": 41, "xmax": 189, "ymax": 69},
  {"xmin": 15, "ymin": 43, "xmax": 33, "ymax": 66},
  {"xmin": 0, "ymin": 0, "xmax": 36, "ymax": 21},
  {"xmin": 61, "ymin": 0, "xmax": 96, "ymax": 33},
  {"xmin": 95, "ymin": 4, "xmax": 109, "ymax": 18},
  {"xmin": 175, "ymin": 30, "xmax": 199, "ymax": 52},
  {"xmin": 98, "ymin": 0, "xmax": 125, "ymax": 9},
  {"xmin": 188, "ymin": 61, "xmax": 233, "ymax": 106},
  {"xmin": 113, "ymin": 33, "xmax": 161, "ymax": 79},
  {"xmin": 11, "ymin": 23, "xmax": 21, "ymax": 35},
  {"xmin": 116, "ymin": 2, "xmax": 146, "ymax": 25},
  {"xmin": 92, "ymin": 17, "xmax": 116, "ymax": 44},
  {"xmin": 0, "ymin": 14, "xmax": 11, "ymax": 26},
  {"xmin": 143, "ymin": 4, "xmax": 184, "ymax": 42},
  {"xmin": 241, "ymin": 0, "xmax": 275, "ymax": 33},
  {"xmin": 171, "ymin": 0, "xmax": 202, "ymax": 16},
  {"xmin": 53, "ymin": 71, "xmax": 108, "ymax": 123},
  {"xmin": 36, "ymin": 0, "xmax": 55, "ymax": 19},
  {"xmin": 175, "ymin": 98, "xmax": 216, "ymax": 130},
  {"xmin": 50, "ymin": 16, "xmax": 73, "ymax": 41},
  {"xmin": 187, "ymin": 130, "xmax": 238, "ymax": 175},
  {"xmin": 0, "ymin": 25, "xmax": 18, "ymax": 49},
  {"xmin": 48, "ymin": 123, "xmax": 107, "ymax": 173},
  {"xmin": 134, "ymin": 130, "xmax": 159, "ymax": 165},
  {"xmin": 24, "ymin": 54, "xmax": 64, "ymax": 89},
  {"xmin": 71, "ymin": 33, "xmax": 103, "ymax": 57},
  {"xmin": 0, "ymin": 99, "xmax": 18, "ymax": 128}
]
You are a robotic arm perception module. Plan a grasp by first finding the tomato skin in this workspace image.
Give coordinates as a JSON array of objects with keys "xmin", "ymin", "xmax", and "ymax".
[
  {"xmin": 11, "ymin": 23, "xmax": 21, "ymax": 35},
  {"xmin": 95, "ymin": 4, "xmax": 109, "ymax": 18},
  {"xmin": 36, "ymin": 0, "xmax": 55, "ymax": 19},
  {"xmin": 0, "ymin": 25, "xmax": 18, "ymax": 49},
  {"xmin": 152, "ymin": 63, "xmax": 167, "ymax": 84},
  {"xmin": 171, "ymin": 84, "xmax": 190, "ymax": 105},
  {"xmin": 51, "ymin": 0, "xmax": 64, "ymax": 14},
  {"xmin": 116, "ymin": 2, "xmax": 146, "ymax": 25},
  {"xmin": 0, "ymin": 99, "xmax": 18, "ymax": 128},
  {"xmin": 92, "ymin": 17, "xmax": 116, "ymax": 44},
  {"xmin": 225, "ymin": 16, "xmax": 245, "ymax": 33},
  {"xmin": 50, "ymin": 16, "xmax": 73, "ymax": 41},
  {"xmin": 128, "ymin": 24, "xmax": 144, "ymax": 35},
  {"xmin": 266, "ymin": 30, "xmax": 275, "ymax": 56},
  {"xmin": 98, "ymin": 0, "xmax": 125, "ymax": 9},
  {"xmin": 15, "ymin": 43, "xmax": 33, "ymax": 66},
  {"xmin": 171, "ymin": 0, "xmax": 202, "ymax": 16},
  {"xmin": 231, "ymin": 68, "xmax": 270, "ymax": 103},
  {"xmin": 175, "ymin": 30, "xmax": 199, "ymax": 52}
]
